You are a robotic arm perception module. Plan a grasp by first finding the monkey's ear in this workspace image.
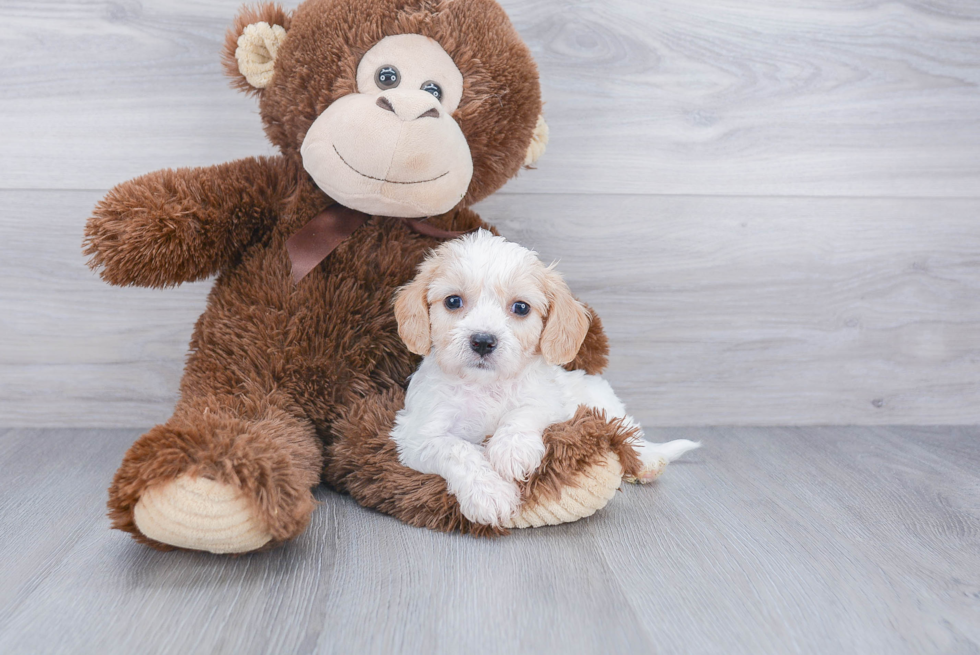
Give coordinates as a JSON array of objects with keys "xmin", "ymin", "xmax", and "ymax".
[
  {"xmin": 540, "ymin": 267, "xmax": 591, "ymax": 366},
  {"xmin": 394, "ymin": 272, "xmax": 433, "ymax": 357},
  {"xmin": 222, "ymin": 3, "xmax": 292, "ymax": 94},
  {"xmin": 523, "ymin": 115, "xmax": 550, "ymax": 167}
]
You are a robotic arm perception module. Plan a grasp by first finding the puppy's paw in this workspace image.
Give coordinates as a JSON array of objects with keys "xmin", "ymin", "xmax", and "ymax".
[
  {"xmin": 626, "ymin": 454, "xmax": 669, "ymax": 484},
  {"xmin": 485, "ymin": 428, "xmax": 546, "ymax": 481},
  {"xmin": 453, "ymin": 469, "xmax": 522, "ymax": 527}
]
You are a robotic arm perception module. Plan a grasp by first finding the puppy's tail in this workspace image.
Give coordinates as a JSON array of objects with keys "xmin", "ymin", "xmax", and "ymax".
[
  {"xmin": 627, "ymin": 438, "xmax": 701, "ymax": 484},
  {"xmin": 648, "ymin": 439, "xmax": 701, "ymax": 462}
]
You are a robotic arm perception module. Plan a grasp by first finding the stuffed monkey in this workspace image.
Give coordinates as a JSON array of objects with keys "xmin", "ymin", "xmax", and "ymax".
[{"xmin": 85, "ymin": 0, "xmax": 650, "ymax": 554}]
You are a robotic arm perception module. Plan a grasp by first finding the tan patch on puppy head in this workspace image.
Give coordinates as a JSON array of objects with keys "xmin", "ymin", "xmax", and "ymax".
[
  {"xmin": 540, "ymin": 268, "xmax": 591, "ymax": 366},
  {"xmin": 494, "ymin": 267, "xmax": 548, "ymax": 358}
]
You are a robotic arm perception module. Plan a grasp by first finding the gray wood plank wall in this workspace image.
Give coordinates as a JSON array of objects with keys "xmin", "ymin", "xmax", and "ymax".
[{"xmin": 2, "ymin": 0, "xmax": 979, "ymax": 427}]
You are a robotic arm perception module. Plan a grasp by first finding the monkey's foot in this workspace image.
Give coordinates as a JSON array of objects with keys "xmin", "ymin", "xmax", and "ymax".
[
  {"xmin": 503, "ymin": 452, "xmax": 623, "ymax": 528},
  {"xmin": 133, "ymin": 475, "xmax": 272, "ymax": 554}
]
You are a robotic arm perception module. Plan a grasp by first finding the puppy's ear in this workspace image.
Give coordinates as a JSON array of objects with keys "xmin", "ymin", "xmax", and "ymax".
[
  {"xmin": 540, "ymin": 268, "xmax": 591, "ymax": 366},
  {"xmin": 394, "ymin": 270, "xmax": 433, "ymax": 356}
]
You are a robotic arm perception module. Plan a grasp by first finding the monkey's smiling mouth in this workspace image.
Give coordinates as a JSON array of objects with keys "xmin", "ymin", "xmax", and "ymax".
[{"xmin": 333, "ymin": 145, "xmax": 449, "ymax": 185}]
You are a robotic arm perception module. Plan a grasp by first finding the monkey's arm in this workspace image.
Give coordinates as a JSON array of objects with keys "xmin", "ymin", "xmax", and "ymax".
[{"xmin": 84, "ymin": 156, "xmax": 294, "ymax": 287}]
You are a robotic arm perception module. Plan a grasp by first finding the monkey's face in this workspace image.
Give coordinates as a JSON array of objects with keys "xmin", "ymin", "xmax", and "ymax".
[
  {"xmin": 300, "ymin": 35, "xmax": 473, "ymax": 218},
  {"xmin": 225, "ymin": 0, "xmax": 545, "ymax": 216}
]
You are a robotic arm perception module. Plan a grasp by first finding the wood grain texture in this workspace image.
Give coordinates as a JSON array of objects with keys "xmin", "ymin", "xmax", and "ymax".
[
  {"xmin": 4, "ymin": 190, "xmax": 978, "ymax": 427},
  {"xmin": 2, "ymin": 0, "xmax": 979, "ymax": 196},
  {"xmin": 2, "ymin": 0, "xmax": 979, "ymax": 424},
  {"xmin": 479, "ymin": 193, "xmax": 980, "ymax": 425},
  {"xmin": 0, "ymin": 426, "xmax": 977, "ymax": 654},
  {"xmin": 0, "ymin": 190, "xmax": 208, "ymax": 427}
]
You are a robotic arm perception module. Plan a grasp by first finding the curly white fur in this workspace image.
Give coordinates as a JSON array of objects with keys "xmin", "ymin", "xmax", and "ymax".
[{"xmin": 391, "ymin": 230, "xmax": 699, "ymax": 526}]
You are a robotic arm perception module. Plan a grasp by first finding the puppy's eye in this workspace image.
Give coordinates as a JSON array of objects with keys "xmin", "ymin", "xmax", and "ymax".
[
  {"xmin": 511, "ymin": 301, "xmax": 530, "ymax": 316},
  {"xmin": 421, "ymin": 81, "xmax": 442, "ymax": 99},
  {"xmin": 444, "ymin": 295, "xmax": 463, "ymax": 310},
  {"xmin": 376, "ymin": 66, "xmax": 400, "ymax": 89}
]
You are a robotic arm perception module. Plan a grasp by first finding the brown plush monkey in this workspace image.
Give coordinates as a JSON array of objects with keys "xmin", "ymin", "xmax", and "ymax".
[{"xmin": 84, "ymin": 0, "xmax": 645, "ymax": 554}]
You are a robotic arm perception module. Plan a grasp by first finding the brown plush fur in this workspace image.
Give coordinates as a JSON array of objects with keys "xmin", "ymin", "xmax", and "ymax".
[{"xmin": 87, "ymin": 0, "xmax": 623, "ymax": 550}]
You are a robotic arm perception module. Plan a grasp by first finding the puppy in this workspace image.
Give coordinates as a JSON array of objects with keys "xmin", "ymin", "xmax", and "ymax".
[{"xmin": 391, "ymin": 230, "xmax": 699, "ymax": 526}]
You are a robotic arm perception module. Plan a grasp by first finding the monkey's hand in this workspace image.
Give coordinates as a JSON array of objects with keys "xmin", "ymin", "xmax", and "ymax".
[{"xmin": 84, "ymin": 156, "xmax": 292, "ymax": 287}]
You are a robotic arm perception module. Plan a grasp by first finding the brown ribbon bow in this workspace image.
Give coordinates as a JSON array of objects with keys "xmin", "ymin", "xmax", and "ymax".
[{"xmin": 285, "ymin": 204, "xmax": 474, "ymax": 284}]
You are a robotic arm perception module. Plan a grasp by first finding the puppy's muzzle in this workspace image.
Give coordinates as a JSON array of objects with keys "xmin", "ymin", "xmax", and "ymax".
[{"xmin": 469, "ymin": 332, "xmax": 497, "ymax": 357}]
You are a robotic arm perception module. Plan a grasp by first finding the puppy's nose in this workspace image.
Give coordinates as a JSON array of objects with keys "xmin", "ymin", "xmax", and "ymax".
[{"xmin": 469, "ymin": 333, "xmax": 497, "ymax": 357}]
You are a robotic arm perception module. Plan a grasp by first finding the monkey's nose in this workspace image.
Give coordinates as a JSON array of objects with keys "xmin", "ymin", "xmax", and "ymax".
[
  {"xmin": 376, "ymin": 93, "xmax": 441, "ymax": 121},
  {"xmin": 469, "ymin": 333, "xmax": 497, "ymax": 357}
]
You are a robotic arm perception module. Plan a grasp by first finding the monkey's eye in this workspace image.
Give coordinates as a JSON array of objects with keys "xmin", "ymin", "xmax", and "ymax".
[
  {"xmin": 376, "ymin": 66, "xmax": 400, "ymax": 89},
  {"xmin": 444, "ymin": 295, "xmax": 463, "ymax": 310},
  {"xmin": 421, "ymin": 82, "xmax": 442, "ymax": 99},
  {"xmin": 511, "ymin": 301, "xmax": 530, "ymax": 316}
]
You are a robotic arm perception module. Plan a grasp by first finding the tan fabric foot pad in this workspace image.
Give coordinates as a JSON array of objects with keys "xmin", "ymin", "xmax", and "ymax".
[
  {"xmin": 503, "ymin": 453, "xmax": 624, "ymax": 529},
  {"xmin": 133, "ymin": 475, "xmax": 272, "ymax": 554}
]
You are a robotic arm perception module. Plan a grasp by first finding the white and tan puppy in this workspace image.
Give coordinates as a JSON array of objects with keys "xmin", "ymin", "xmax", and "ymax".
[{"xmin": 391, "ymin": 230, "xmax": 699, "ymax": 526}]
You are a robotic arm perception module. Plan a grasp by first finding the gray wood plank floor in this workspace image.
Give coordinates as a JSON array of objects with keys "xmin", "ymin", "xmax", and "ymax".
[{"xmin": 0, "ymin": 426, "xmax": 977, "ymax": 654}]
